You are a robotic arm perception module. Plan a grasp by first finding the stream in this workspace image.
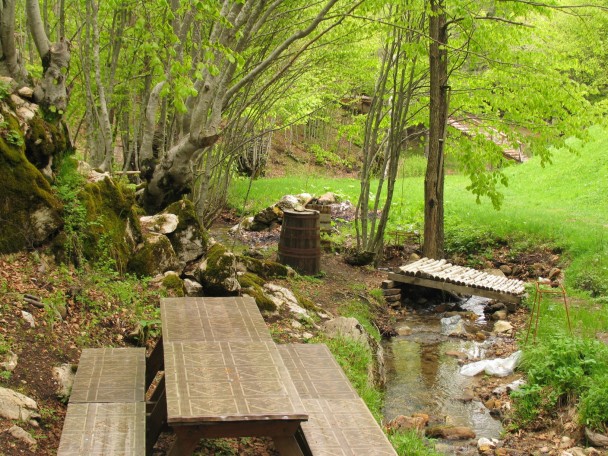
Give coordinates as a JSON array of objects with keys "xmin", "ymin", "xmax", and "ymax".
[{"xmin": 382, "ymin": 297, "xmax": 503, "ymax": 454}]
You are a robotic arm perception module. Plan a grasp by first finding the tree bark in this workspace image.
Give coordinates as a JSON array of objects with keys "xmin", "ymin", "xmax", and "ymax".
[
  {"xmin": 423, "ymin": 0, "xmax": 449, "ymax": 259},
  {"xmin": 0, "ymin": 0, "xmax": 27, "ymax": 81}
]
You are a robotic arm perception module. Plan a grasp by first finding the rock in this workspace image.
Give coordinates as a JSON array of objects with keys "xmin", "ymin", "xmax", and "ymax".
[
  {"xmin": 493, "ymin": 320, "xmax": 513, "ymax": 333},
  {"xmin": 52, "ymin": 364, "xmax": 76, "ymax": 401},
  {"xmin": 128, "ymin": 232, "xmax": 180, "ymax": 277},
  {"xmin": 461, "ymin": 351, "xmax": 522, "ymax": 377},
  {"xmin": 585, "ymin": 428, "xmax": 608, "ymax": 448},
  {"xmin": 140, "ymin": 213, "xmax": 179, "ymax": 234},
  {"xmin": 560, "ymin": 436, "xmax": 574, "ymax": 449},
  {"xmin": 160, "ymin": 272, "xmax": 185, "ymax": 297},
  {"xmin": 1, "ymin": 351, "xmax": 18, "ymax": 372},
  {"xmin": 277, "ymin": 194, "xmax": 302, "ymax": 211},
  {"xmin": 426, "ymin": 425, "xmax": 476, "ymax": 440},
  {"xmin": 499, "ymin": 265, "xmax": 512, "ymax": 276},
  {"xmin": 505, "ymin": 301, "xmax": 519, "ymax": 313},
  {"xmin": 21, "ymin": 311, "xmax": 35, "ymax": 328},
  {"xmin": 486, "ymin": 302, "xmax": 507, "ymax": 313},
  {"xmin": 440, "ymin": 315, "xmax": 467, "ymax": 336},
  {"xmin": 493, "ymin": 379, "xmax": 526, "ymax": 395},
  {"xmin": 396, "ymin": 325, "xmax": 412, "ymax": 336},
  {"xmin": 263, "ymin": 283, "xmax": 308, "ymax": 316},
  {"xmin": 295, "ymin": 193, "xmax": 313, "ymax": 205},
  {"xmin": 0, "ymin": 76, "xmax": 18, "ymax": 92},
  {"xmin": 445, "ymin": 350, "xmax": 467, "ymax": 359},
  {"xmin": 303, "ymin": 332, "xmax": 314, "ymax": 340},
  {"xmin": 183, "ymin": 278, "xmax": 203, "ymax": 296},
  {"xmin": 478, "ymin": 437, "xmax": 496, "ymax": 452},
  {"xmin": 549, "ymin": 267, "xmax": 561, "ymax": 280},
  {"xmin": 485, "ymin": 268, "xmax": 506, "ymax": 277},
  {"xmin": 386, "ymin": 413, "xmax": 429, "ymax": 433},
  {"xmin": 492, "ymin": 310, "xmax": 508, "ymax": 321},
  {"xmin": 539, "ymin": 446, "xmax": 550, "ymax": 453},
  {"xmin": 458, "ymin": 389, "xmax": 475, "ymax": 402},
  {"xmin": 251, "ymin": 206, "xmax": 282, "ymax": 230},
  {"xmin": 0, "ymin": 387, "xmax": 40, "ymax": 422},
  {"xmin": 383, "ymin": 288, "xmax": 401, "ymax": 296},
  {"xmin": 475, "ymin": 331, "xmax": 487, "ymax": 341},
  {"xmin": 17, "ymin": 86, "xmax": 34, "ymax": 99},
  {"xmin": 163, "ymin": 200, "xmax": 209, "ymax": 263},
  {"xmin": 291, "ymin": 320, "xmax": 303, "ymax": 329},
  {"xmin": 408, "ymin": 253, "xmax": 421, "ymax": 262},
  {"xmin": 531, "ymin": 262, "xmax": 545, "ymax": 277},
  {"xmin": 6, "ymin": 425, "xmax": 37, "ymax": 450},
  {"xmin": 317, "ymin": 192, "xmax": 338, "ymax": 205}
]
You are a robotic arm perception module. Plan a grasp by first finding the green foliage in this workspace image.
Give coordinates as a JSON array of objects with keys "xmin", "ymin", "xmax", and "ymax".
[
  {"xmin": 317, "ymin": 335, "xmax": 383, "ymax": 420},
  {"xmin": 339, "ymin": 298, "xmax": 381, "ymax": 342},
  {"xmin": 0, "ymin": 81, "xmax": 10, "ymax": 100},
  {"xmin": 513, "ymin": 336, "xmax": 608, "ymax": 430},
  {"xmin": 387, "ymin": 429, "xmax": 443, "ymax": 456},
  {"xmin": 309, "ymin": 143, "xmax": 348, "ymax": 167},
  {"xmin": 54, "ymin": 157, "xmax": 87, "ymax": 264},
  {"xmin": 4, "ymin": 130, "xmax": 24, "ymax": 147}
]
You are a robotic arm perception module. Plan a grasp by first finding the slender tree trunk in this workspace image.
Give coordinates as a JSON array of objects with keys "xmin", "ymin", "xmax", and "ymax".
[
  {"xmin": 423, "ymin": 0, "xmax": 449, "ymax": 259},
  {"xmin": 0, "ymin": 0, "xmax": 27, "ymax": 81}
]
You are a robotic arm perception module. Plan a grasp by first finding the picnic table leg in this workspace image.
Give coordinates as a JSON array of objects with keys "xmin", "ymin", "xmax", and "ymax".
[
  {"xmin": 272, "ymin": 436, "xmax": 306, "ymax": 456},
  {"xmin": 169, "ymin": 427, "xmax": 203, "ymax": 456}
]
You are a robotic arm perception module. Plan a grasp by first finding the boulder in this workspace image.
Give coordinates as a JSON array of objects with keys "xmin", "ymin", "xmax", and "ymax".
[
  {"xmin": 183, "ymin": 278, "xmax": 203, "ymax": 296},
  {"xmin": 250, "ymin": 206, "xmax": 282, "ymax": 231},
  {"xmin": 0, "ymin": 351, "xmax": 18, "ymax": 372},
  {"xmin": 52, "ymin": 363, "xmax": 76, "ymax": 401},
  {"xmin": 0, "ymin": 387, "xmax": 40, "ymax": 422},
  {"xmin": 493, "ymin": 320, "xmax": 513, "ymax": 334},
  {"xmin": 277, "ymin": 194, "xmax": 304, "ymax": 211},
  {"xmin": 161, "ymin": 272, "xmax": 185, "ymax": 297},
  {"xmin": 263, "ymin": 283, "xmax": 309, "ymax": 316},
  {"xmin": 238, "ymin": 255, "xmax": 292, "ymax": 279},
  {"xmin": 238, "ymin": 273, "xmax": 277, "ymax": 312},
  {"xmin": 6, "ymin": 425, "xmax": 37, "ymax": 450},
  {"xmin": 317, "ymin": 192, "xmax": 338, "ymax": 205},
  {"xmin": 196, "ymin": 243, "xmax": 240, "ymax": 294},
  {"xmin": 140, "ymin": 213, "xmax": 179, "ymax": 234},
  {"xmin": 426, "ymin": 425, "xmax": 476, "ymax": 440},
  {"xmin": 128, "ymin": 232, "xmax": 180, "ymax": 277},
  {"xmin": 0, "ymin": 107, "xmax": 63, "ymax": 253},
  {"xmin": 386, "ymin": 413, "xmax": 429, "ymax": 433},
  {"xmin": 485, "ymin": 268, "xmax": 506, "ymax": 277},
  {"xmin": 441, "ymin": 315, "xmax": 467, "ymax": 336},
  {"xmin": 585, "ymin": 428, "xmax": 608, "ymax": 448},
  {"xmin": 499, "ymin": 265, "xmax": 512, "ymax": 276},
  {"xmin": 163, "ymin": 199, "xmax": 209, "ymax": 263}
]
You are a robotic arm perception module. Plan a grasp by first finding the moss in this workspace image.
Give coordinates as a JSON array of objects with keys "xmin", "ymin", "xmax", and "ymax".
[
  {"xmin": 238, "ymin": 273, "xmax": 277, "ymax": 312},
  {"xmin": 292, "ymin": 290, "xmax": 322, "ymax": 313},
  {"xmin": 24, "ymin": 115, "xmax": 69, "ymax": 170},
  {"xmin": 0, "ymin": 105, "xmax": 63, "ymax": 253},
  {"xmin": 162, "ymin": 274, "xmax": 185, "ymax": 297},
  {"xmin": 239, "ymin": 256, "xmax": 290, "ymax": 279},
  {"xmin": 204, "ymin": 244, "xmax": 233, "ymax": 282},
  {"xmin": 127, "ymin": 234, "xmax": 177, "ymax": 277},
  {"xmin": 79, "ymin": 177, "xmax": 142, "ymax": 271}
]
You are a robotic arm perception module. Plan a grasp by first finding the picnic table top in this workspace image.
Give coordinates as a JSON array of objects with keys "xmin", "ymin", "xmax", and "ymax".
[
  {"xmin": 160, "ymin": 297, "xmax": 307, "ymax": 425},
  {"xmin": 160, "ymin": 296, "xmax": 272, "ymax": 343}
]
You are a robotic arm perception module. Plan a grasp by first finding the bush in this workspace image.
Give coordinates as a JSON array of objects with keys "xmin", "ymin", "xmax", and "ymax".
[{"xmin": 579, "ymin": 374, "xmax": 608, "ymax": 431}]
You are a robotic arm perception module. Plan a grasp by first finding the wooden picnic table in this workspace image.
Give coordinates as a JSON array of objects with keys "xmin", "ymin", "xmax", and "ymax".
[{"xmin": 160, "ymin": 297, "xmax": 309, "ymax": 456}]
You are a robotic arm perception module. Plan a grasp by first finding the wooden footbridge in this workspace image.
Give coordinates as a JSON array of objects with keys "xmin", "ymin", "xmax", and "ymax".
[{"xmin": 388, "ymin": 258, "xmax": 526, "ymax": 303}]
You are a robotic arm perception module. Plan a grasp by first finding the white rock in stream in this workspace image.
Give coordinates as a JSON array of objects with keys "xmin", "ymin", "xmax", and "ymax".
[{"xmin": 440, "ymin": 315, "xmax": 466, "ymax": 336}]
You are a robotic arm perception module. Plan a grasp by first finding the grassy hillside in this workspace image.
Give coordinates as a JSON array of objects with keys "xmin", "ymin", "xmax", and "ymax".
[{"xmin": 229, "ymin": 125, "xmax": 608, "ymax": 298}]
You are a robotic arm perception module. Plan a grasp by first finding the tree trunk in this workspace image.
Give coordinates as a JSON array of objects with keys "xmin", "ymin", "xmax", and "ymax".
[
  {"xmin": 423, "ymin": 0, "xmax": 449, "ymax": 259},
  {"xmin": 0, "ymin": 0, "xmax": 27, "ymax": 81}
]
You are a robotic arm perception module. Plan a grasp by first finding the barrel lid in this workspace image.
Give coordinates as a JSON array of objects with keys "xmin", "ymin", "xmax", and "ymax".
[{"xmin": 282, "ymin": 209, "xmax": 319, "ymax": 215}]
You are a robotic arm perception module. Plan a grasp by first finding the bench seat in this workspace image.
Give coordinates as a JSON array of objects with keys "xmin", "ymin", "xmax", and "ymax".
[
  {"xmin": 278, "ymin": 344, "xmax": 397, "ymax": 456},
  {"xmin": 58, "ymin": 347, "xmax": 146, "ymax": 456}
]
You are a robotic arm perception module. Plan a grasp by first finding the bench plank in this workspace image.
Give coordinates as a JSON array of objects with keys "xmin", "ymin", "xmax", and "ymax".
[
  {"xmin": 70, "ymin": 347, "xmax": 146, "ymax": 403},
  {"xmin": 278, "ymin": 344, "xmax": 397, "ymax": 456},
  {"xmin": 58, "ymin": 402, "xmax": 145, "ymax": 455}
]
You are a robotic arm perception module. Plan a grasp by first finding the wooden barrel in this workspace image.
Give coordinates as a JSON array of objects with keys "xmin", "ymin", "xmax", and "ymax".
[
  {"xmin": 305, "ymin": 204, "xmax": 331, "ymax": 232},
  {"xmin": 278, "ymin": 210, "xmax": 321, "ymax": 275}
]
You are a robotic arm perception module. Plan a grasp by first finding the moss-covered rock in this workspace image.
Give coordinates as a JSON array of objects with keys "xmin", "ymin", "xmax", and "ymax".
[
  {"xmin": 161, "ymin": 272, "xmax": 185, "ymax": 297},
  {"xmin": 238, "ymin": 255, "xmax": 292, "ymax": 279},
  {"xmin": 24, "ymin": 114, "xmax": 69, "ymax": 176},
  {"xmin": 0, "ymin": 104, "xmax": 63, "ymax": 253},
  {"xmin": 163, "ymin": 199, "xmax": 208, "ymax": 263},
  {"xmin": 128, "ymin": 233, "xmax": 180, "ymax": 277},
  {"xmin": 79, "ymin": 177, "xmax": 142, "ymax": 272},
  {"xmin": 196, "ymin": 243, "xmax": 240, "ymax": 295},
  {"xmin": 238, "ymin": 273, "xmax": 277, "ymax": 312}
]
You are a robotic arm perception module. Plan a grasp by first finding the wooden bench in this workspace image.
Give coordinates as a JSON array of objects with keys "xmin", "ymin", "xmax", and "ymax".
[
  {"xmin": 278, "ymin": 344, "xmax": 397, "ymax": 456},
  {"xmin": 57, "ymin": 347, "xmax": 147, "ymax": 456}
]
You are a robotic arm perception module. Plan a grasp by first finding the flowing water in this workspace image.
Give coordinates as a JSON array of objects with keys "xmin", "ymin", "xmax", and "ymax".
[{"xmin": 382, "ymin": 297, "xmax": 503, "ymax": 453}]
